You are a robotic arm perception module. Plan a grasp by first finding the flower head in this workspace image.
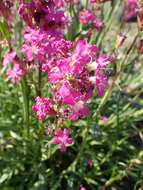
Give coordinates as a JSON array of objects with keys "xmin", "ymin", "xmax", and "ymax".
[
  {"xmin": 53, "ymin": 128, "xmax": 73, "ymax": 152},
  {"xmin": 32, "ymin": 97, "xmax": 56, "ymax": 120},
  {"xmin": 19, "ymin": 0, "xmax": 68, "ymax": 36},
  {"xmin": 6, "ymin": 64, "xmax": 24, "ymax": 83},
  {"xmin": 3, "ymin": 51, "xmax": 17, "ymax": 66},
  {"xmin": 79, "ymin": 9, "xmax": 95, "ymax": 25},
  {"xmin": 123, "ymin": 0, "xmax": 138, "ymax": 22},
  {"xmin": 93, "ymin": 18, "xmax": 104, "ymax": 31}
]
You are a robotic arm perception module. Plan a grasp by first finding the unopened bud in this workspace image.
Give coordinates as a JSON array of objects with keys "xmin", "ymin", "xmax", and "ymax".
[{"xmin": 115, "ymin": 33, "xmax": 127, "ymax": 49}]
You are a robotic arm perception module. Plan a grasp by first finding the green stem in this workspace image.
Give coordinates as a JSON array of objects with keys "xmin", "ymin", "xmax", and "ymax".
[
  {"xmin": 52, "ymin": 127, "xmax": 89, "ymax": 190},
  {"xmin": 95, "ymin": 0, "xmax": 121, "ymax": 46},
  {"xmin": 37, "ymin": 63, "xmax": 42, "ymax": 97},
  {"xmin": 68, "ymin": 127, "xmax": 88, "ymax": 172},
  {"xmin": 85, "ymin": 0, "xmax": 88, "ymax": 8},
  {"xmin": 21, "ymin": 77, "xmax": 30, "ymax": 138}
]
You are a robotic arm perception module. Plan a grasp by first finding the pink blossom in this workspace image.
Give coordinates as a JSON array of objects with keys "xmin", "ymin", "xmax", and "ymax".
[
  {"xmin": 74, "ymin": 40, "xmax": 99, "ymax": 60},
  {"xmin": 32, "ymin": 38, "xmax": 111, "ymax": 122},
  {"xmin": 22, "ymin": 28, "xmax": 73, "ymax": 65},
  {"xmin": 56, "ymin": 82, "xmax": 81, "ymax": 105},
  {"xmin": 52, "ymin": 39, "xmax": 73, "ymax": 57},
  {"xmin": 88, "ymin": 54, "xmax": 111, "ymax": 96},
  {"xmin": 22, "ymin": 28, "xmax": 54, "ymax": 62},
  {"xmin": 96, "ymin": 70, "xmax": 107, "ymax": 97},
  {"xmin": 101, "ymin": 116, "xmax": 109, "ymax": 124},
  {"xmin": 69, "ymin": 101, "xmax": 90, "ymax": 120},
  {"xmin": 123, "ymin": 0, "xmax": 138, "ymax": 22},
  {"xmin": 19, "ymin": 0, "xmax": 68, "ymax": 36},
  {"xmin": 79, "ymin": 9, "xmax": 104, "ymax": 31},
  {"xmin": 89, "ymin": 0, "xmax": 97, "ymax": 2},
  {"xmin": 3, "ymin": 51, "xmax": 17, "ymax": 66},
  {"xmin": 95, "ymin": 55, "xmax": 109, "ymax": 96},
  {"xmin": 53, "ymin": 0, "xmax": 64, "ymax": 7},
  {"xmin": 79, "ymin": 9, "xmax": 95, "ymax": 25},
  {"xmin": 98, "ymin": 54, "xmax": 111, "ymax": 66},
  {"xmin": 32, "ymin": 97, "xmax": 56, "ymax": 120},
  {"xmin": 80, "ymin": 186, "xmax": 87, "ymax": 190},
  {"xmin": 46, "ymin": 40, "xmax": 110, "ymax": 121},
  {"xmin": 6, "ymin": 64, "xmax": 24, "ymax": 83},
  {"xmin": 93, "ymin": 18, "xmax": 104, "ymax": 31},
  {"xmin": 53, "ymin": 128, "xmax": 73, "ymax": 152}
]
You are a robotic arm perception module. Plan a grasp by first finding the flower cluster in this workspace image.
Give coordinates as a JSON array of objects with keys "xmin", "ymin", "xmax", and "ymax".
[
  {"xmin": 2, "ymin": 0, "xmax": 112, "ymax": 152},
  {"xmin": 32, "ymin": 39, "xmax": 111, "ymax": 123},
  {"xmin": 79, "ymin": 9, "xmax": 104, "ymax": 31},
  {"xmin": 31, "ymin": 37, "xmax": 111, "ymax": 151},
  {"xmin": 32, "ymin": 97, "xmax": 56, "ymax": 120},
  {"xmin": 22, "ymin": 28, "xmax": 73, "ymax": 67},
  {"xmin": 30, "ymin": 30, "xmax": 111, "ymax": 152},
  {"xmin": 19, "ymin": 0, "xmax": 68, "ymax": 37}
]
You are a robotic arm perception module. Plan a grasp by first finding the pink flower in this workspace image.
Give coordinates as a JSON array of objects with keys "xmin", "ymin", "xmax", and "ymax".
[
  {"xmin": 80, "ymin": 186, "xmax": 87, "ymax": 190},
  {"xmin": 22, "ymin": 28, "xmax": 54, "ymax": 62},
  {"xmin": 95, "ymin": 67, "xmax": 107, "ymax": 96},
  {"xmin": 3, "ymin": 51, "xmax": 17, "ymax": 66},
  {"xmin": 56, "ymin": 82, "xmax": 81, "ymax": 105},
  {"xmin": 19, "ymin": 0, "xmax": 68, "ymax": 36},
  {"xmin": 53, "ymin": 0, "xmax": 64, "ymax": 7},
  {"xmin": 101, "ymin": 116, "xmax": 109, "ymax": 124},
  {"xmin": 22, "ymin": 29, "xmax": 73, "ymax": 65},
  {"xmin": 88, "ymin": 54, "xmax": 111, "ymax": 96},
  {"xmin": 53, "ymin": 128, "xmax": 73, "ymax": 152},
  {"xmin": 89, "ymin": 0, "xmax": 97, "ymax": 2},
  {"xmin": 79, "ymin": 9, "xmax": 104, "ymax": 31},
  {"xmin": 79, "ymin": 9, "xmax": 95, "ymax": 25},
  {"xmin": 95, "ymin": 54, "xmax": 111, "ymax": 96},
  {"xmin": 52, "ymin": 39, "xmax": 73, "ymax": 57},
  {"xmin": 6, "ymin": 64, "xmax": 24, "ymax": 83},
  {"xmin": 74, "ymin": 40, "xmax": 99, "ymax": 60},
  {"xmin": 123, "ymin": 0, "xmax": 138, "ymax": 22},
  {"xmin": 93, "ymin": 18, "xmax": 104, "ymax": 31},
  {"xmin": 32, "ymin": 97, "xmax": 56, "ymax": 120},
  {"xmin": 69, "ymin": 101, "xmax": 90, "ymax": 120}
]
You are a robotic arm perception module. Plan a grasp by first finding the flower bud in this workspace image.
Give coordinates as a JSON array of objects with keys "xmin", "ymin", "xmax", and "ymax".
[{"xmin": 115, "ymin": 33, "xmax": 127, "ymax": 49}]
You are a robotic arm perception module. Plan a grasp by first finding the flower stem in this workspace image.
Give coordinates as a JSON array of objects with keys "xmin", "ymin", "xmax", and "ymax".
[
  {"xmin": 21, "ymin": 77, "xmax": 30, "ymax": 138},
  {"xmin": 37, "ymin": 63, "xmax": 42, "ymax": 97}
]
